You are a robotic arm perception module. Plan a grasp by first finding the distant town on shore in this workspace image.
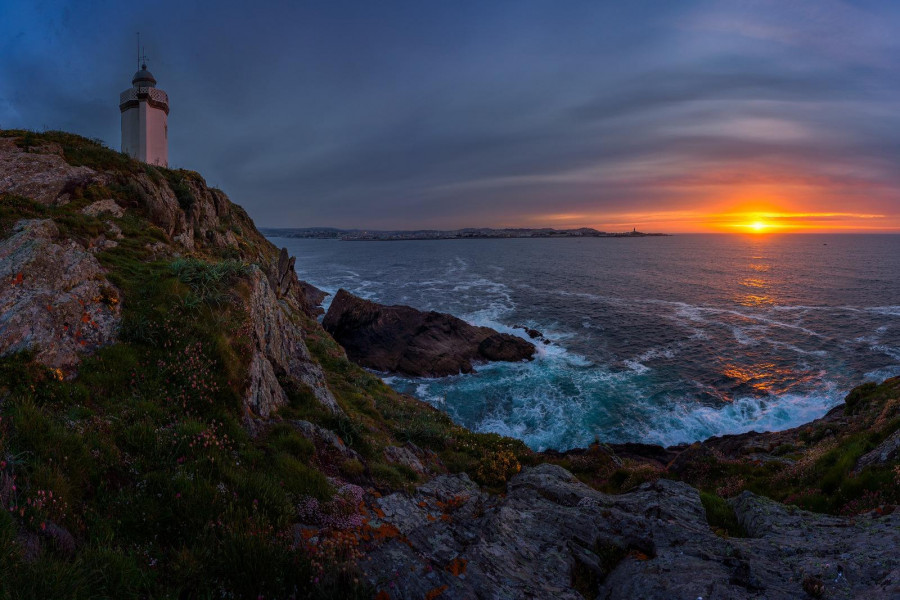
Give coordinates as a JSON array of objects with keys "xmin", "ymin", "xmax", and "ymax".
[{"xmin": 262, "ymin": 227, "xmax": 670, "ymax": 241}]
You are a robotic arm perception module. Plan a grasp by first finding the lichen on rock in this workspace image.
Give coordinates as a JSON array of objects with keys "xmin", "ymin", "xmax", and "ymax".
[{"xmin": 0, "ymin": 218, "xmax": 121, "ymax": 373}]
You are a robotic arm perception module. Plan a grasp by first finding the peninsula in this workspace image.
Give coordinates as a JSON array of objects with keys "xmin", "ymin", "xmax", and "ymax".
[{"xmin": 262, "ymin": 226, "xmax": 669, "ymax": 241}]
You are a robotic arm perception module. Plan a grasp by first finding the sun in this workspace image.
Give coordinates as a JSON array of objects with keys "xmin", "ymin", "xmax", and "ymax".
[{"xmin": 748, "ymin": 221, "xmax": 768, "ymax": 233}]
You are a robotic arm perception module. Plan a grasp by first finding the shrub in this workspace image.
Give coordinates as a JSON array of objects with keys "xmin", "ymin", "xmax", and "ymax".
[
  {"xmin": 474, "ymin": 450, "xmax": 521, "ymax": 488},
  {"xmin": 845, "ymin": 382, "xmax": 878, "ymax": 415},
  {"xmin": 267, "ymin": 425, "xmax": 316, "ymax": 462},
  {"xmin": 700, "ymin": 491, "xmax": 746, "ymax": 538},
  {"xmin": 163, "ymin": 170, "xmax": 197, "ymax": 212},
  {"xmin": 170, "ymin": 257, "xmax": 248, "ymax": 305}
]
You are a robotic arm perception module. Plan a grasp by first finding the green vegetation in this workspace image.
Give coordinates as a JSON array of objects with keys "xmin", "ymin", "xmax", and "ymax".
[
  {"xmin": 2, "ymin": 129, "xmax": 141, "ymax": 175},
  {"xmin": 0, "ymin": 258, "xmax": 367, "ymax": 598},
  {"xmin": 0, "ymin": 129, "xmax": 542, "ymax": 598},
  {"xmin": 2, "ymin": 129, "xmax": 899, "ymax": 597},
  {"xmin": 699, "ymin": 492, "xmax": 746, "ymax": 538},
  {"xmin": 162, "ymin": 170, "xmax": 198, "ymax": 212}
]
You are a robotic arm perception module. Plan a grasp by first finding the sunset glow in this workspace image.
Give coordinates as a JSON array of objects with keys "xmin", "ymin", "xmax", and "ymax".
[{"xmin": 530, "ymin": 207, "xmax": 894, "ymax": 234}]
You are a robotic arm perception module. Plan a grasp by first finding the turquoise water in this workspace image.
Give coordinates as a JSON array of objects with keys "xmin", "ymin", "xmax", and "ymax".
[{"xmin": 269, "ymin": 234, "xmax": 900, "ymax": 450}]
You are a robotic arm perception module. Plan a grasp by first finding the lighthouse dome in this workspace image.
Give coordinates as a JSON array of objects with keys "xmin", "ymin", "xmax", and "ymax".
[{"xmin": 132, "ymin": 65, "xmax": 157, "ymax": 88}]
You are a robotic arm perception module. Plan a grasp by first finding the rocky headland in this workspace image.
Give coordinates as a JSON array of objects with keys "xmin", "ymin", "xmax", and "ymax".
[{"xmin": 0, "ymin": 130, "xmax": 898, "ymax": 599}]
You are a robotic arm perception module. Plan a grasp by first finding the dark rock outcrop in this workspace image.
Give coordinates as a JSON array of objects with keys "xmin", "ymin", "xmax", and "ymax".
[
  {"xmin": 361, "ymin": 463, "xmax": 900, "ymax": 599},
  {"xmin": 322, "ymin": 289, "xmax": 535, "ymax": 376},
  {"xmin": 298, "ymin": 280, "xmax": 328, "ymax": 316}
]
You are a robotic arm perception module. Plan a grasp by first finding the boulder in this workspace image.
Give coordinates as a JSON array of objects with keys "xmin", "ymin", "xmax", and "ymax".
[
  {"xmin": 0, "ymin": 138, "xmax": 96, "ymax": 205},
  {"xmin": 322, "ymin": 289, "xmax": 535, "ymax": 377},
  {"xmin": 0, "ymin": 219, "xmax": 121, "ymax": 374}
]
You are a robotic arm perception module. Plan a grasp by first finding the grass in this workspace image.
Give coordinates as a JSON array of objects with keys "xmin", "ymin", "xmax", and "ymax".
[
  {"xmin": 1, "ymin": 129, "xmax": 141, "ymax": 176},
  {"xmin": 2, "ymin": 128, "xmax": 899, "ymax": 596},
  {"xmin": 162, "ymin": 170, "xmax": 197, "ymax": 212},
  {"xmin": 0, "ymin": 133, "xmax": 374, "ymax": 595},
  {"xmin": 700, "ymin": 492, "xmax": 746, "ymax": 538}
]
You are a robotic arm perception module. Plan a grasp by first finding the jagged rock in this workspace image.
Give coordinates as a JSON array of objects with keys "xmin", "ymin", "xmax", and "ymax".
[
  {"xmin": 323, "ymin": 289, "xmax": 535, "ymax": 377},
  {"xmin": 361, "ymin": 463, "xmax": 900, "ymax": 599},
  {"xmin": 513, "ymin": 323, "xmax": 552, "ymax": 344},
  {"xmin": 0, "ymin": 138, "xmax": 96, "ymax": 205},
  {"xmin": 855, "ymin": 428, "xmax": 900, "ymax": 472},
  {"xmin": 266, "ymin": 247, "xmax": 328, "ymax": 318},
  {"xmin": 0, "ymin": 219, "xmax": 120, "ymax": 373},
  {"xmin": 298, "ymin": 280, "xmax": 328, "ymax": 316},
  {"xmin": 81, "ymin": 199, "xmax": 124, "ymax": 218},
  {"xmin": 274, "ymin": 247, "xmax": 296, "ymax": 298},
  {"xmin": 244, "ymin": 266, "xmax": 342, "ymax": 417},
  {"xmin": 244, "ymin": 352, "xmax": 289, "ymax": 418}
]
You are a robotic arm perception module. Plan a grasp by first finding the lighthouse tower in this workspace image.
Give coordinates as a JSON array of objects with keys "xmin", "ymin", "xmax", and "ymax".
[{"xmin": 119, "ymin": 59, "xmax": 169, "ymax": 166}]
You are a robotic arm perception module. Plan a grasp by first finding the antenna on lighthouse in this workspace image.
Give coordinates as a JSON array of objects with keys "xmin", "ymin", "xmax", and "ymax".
[{"xmin": 135, "ymin": 33, "xmax": 149, "ymax": 69}]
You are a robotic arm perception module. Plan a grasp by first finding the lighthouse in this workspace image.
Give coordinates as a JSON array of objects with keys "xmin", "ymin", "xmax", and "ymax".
[{"xmin": 119, "ymin": 59, "xmax": 169, "ymax": 167}]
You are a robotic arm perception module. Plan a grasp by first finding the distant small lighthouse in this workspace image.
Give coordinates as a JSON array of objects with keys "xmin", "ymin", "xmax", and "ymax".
[{"xmin": 119, "ymin": 47, "xmax": 169, "ymax": 167}]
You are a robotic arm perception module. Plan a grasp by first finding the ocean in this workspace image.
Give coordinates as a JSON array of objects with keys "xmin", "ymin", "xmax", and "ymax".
[{"xmin": 267, "ymin": 234, "xmax": 900, "ymax": 451}]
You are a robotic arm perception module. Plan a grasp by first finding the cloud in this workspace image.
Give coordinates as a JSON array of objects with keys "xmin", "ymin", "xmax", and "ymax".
[{"xmin": 1, "ymin": 0, "xmax": 899, "ymax": 231}]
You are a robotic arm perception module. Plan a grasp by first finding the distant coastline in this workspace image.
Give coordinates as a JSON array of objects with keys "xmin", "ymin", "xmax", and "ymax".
[{"xmin": 261, "ymin": 226, "xmax": 670, "ymax": 241}]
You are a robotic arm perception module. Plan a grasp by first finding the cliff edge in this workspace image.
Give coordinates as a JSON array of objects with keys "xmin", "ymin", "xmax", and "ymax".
[{"xmin": 1, "ymin": 130, "xmax": 898, "ymax": 599}]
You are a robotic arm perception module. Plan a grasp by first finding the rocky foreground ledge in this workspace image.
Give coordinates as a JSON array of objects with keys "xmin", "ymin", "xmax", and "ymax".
[{"xmin": 361, "ymin": 463, "xmax": 899, "ymax": 599}]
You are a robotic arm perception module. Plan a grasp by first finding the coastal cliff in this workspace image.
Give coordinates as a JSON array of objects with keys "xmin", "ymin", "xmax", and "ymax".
[{"xmin": 1, "ymin": 131, "xmax": 898, "ymax": 599}]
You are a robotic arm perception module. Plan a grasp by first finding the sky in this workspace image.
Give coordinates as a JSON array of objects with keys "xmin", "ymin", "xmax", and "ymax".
[{"xmin": 2, "ymin": 0, "xmax": 899, "ymax": 232}]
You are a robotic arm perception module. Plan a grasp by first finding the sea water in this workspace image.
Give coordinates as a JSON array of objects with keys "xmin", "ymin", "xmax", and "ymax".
[{"xmin": 267, "ymin": 234, "xmax": 900, "ymax": 451}]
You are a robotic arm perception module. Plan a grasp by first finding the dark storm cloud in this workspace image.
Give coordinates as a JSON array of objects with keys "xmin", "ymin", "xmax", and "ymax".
[{"xmin": 2, "ymin": 0, "xmax": 899, "ymax": 230}]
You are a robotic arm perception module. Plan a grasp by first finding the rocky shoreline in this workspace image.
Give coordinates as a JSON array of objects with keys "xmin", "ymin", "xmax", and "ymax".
[{"xmin": 1, "ymin": 130, "xmax": 898, "ymax": 599}]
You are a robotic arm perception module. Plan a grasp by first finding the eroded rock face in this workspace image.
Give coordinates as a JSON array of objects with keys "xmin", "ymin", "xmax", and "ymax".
[
  {"xmin": 244, "ymin": 266, "xmax": 342, "ymax": 419},
  {"xmin": 322, "ymin": 289, "xmax": 535, "ymax": 377},
  {"xmin": 361, "ymin": 463, "xmax": 900, "ymax": 600},
  {"xmin": 0, "ymin": 219, "xmax": 121, "ymax": 373},
  {"xmin": 268, "ymin": 247, "xmax": 328, "ymax": 318},
  {"xmin": 0, "ymin": 138, "xmax": 97, "ymax": 205}
]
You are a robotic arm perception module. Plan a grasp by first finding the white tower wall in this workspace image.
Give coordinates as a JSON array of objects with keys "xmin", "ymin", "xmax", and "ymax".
[{"xmin": 119, "ymin": 67, "xmax": 169, "ymax": 167}]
